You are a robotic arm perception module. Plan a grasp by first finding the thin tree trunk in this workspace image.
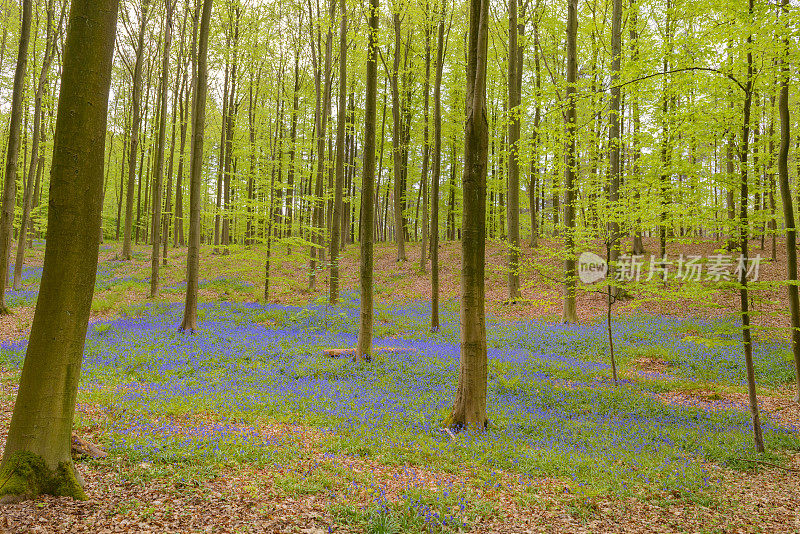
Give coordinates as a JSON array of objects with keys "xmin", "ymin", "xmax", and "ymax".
[
  {"xmin": 391, "ymin": 13, "xmax": 407, "ymax": 262},
  {"xmin": 561, "ymin": 0, "xmax": 578, "ymax": 324},
  {"xmin": 777, "ymin": 0, "xmax": 800, "ymax": 403},
  {"xmin": 506, "ymin": 0, "xmax": 522, "ymax": 300},
  {"xmin": 738, "ymin": 0, "xmax": 764, "ymax": 453},
  {"xmin": 150, "ymin": 0, "xmax": 172, "ymax": 297},
  {"xmin": 180, "ymin": 0, "xmax": 213, "ymax": 333},
  {"xmin": 329, "ymin": 0, "xmax": 347, "ymax": 304},
  {"xmin": 629, "ymin": 0, "xmax": 643, "ymax": 255},
  {"xmin": 607, "ymin": 0, "xmax": 623, "ymax": 295},
  {"xmin": 122, "ymin": 0, "xmax": 151, "ymax": 260},
  {"xmin": 430, "ymin": 6, "xmax": 446, "ymax": 332},
  {"xmin": 13, "ymin": 0, "xmax": 59, "ymax": 291},
  {"xmin": 0, "ymin": 0, "xmax": 32, "ymax": 312}
]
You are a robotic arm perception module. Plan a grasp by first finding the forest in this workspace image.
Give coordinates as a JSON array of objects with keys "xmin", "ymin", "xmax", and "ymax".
[{"xmin": 0, "ymin": 0, "xmax": 799, "ymax": 531}]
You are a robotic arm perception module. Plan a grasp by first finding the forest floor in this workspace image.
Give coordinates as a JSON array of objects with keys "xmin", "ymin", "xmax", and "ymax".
[{"xmin": 1, "ymin": 236, "xmax": 799, "ymax": 533}]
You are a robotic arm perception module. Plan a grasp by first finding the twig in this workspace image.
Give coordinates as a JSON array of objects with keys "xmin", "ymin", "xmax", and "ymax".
[{"xmin": 734, "ymin": 458, "xmax": 800, "ymax": 473}]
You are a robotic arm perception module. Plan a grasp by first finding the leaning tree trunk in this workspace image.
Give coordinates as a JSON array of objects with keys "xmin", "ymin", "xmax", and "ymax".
[
  {"xmin": 329, "ymin": 0, "xmax": 347, "ymax": 304},
  {"xmin": 777, "ymin": 0, "xmax": 800, "ymax": 403},
  {"xmin": 122, "ymin": 0, "xmax": 150, "ymax": 260},
  {"xmin": 0, "ymin": 0, "xmax": 32, "ymax": 313},
  {"xmin": 151, "ymin": 0, "xmax": 173, "ymax": 297},
  {"xmin": 447, "ymin": 0, "xmax": 489, "ymax": 431},
  {"xmin": 180, "ymin": 0, "xmax": 213, "ymax": 333},
  {"xmin": 0, "ymin": 0, "xmax": 119, "ymax": 501},
  {"xmin": 561, "ymin": 0, "xmax": 579, "ymax": 324}
]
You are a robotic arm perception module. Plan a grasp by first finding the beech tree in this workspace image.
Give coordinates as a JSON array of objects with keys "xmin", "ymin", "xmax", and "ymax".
[
  {"xmin": 0, "ymin": 0, "xmax": 32, "ymax": 313},
  {"xmin": 447, "ymin": 0, "xmax": 489, "ymax": 430},
  {"xmin": 180, "ymin": 0, "xmax": 213, "ymax": 332},
  {"xmin": 0, "ymin": 0, "xmax": 119, "ymax": 500}
]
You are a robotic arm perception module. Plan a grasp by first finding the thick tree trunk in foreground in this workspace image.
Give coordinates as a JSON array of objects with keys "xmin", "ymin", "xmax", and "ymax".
[
  {"xmin": 448, "ymin": 0, "xmax": 489, "ymax": 431},
  {"xmin": 561, "ymin": 0, "xmax": 578, "ymax": 324},
  {"xmin": 0, "ymin": 0, "xmax": 32, "ymax": 312},
  {"xmin": 122, "ymin": 0, "xmax": 150, "ymax": 260},
  {"xmin": 180, "ymin": 0, "xmax": 213, "ymax": 333},
  {"xmin": 0, "ymin": 0, "xmax": 118, "ymax": 501},
  {"xmin": 777, "ymin": 0, "xmax": 800, "ymax": 403}
]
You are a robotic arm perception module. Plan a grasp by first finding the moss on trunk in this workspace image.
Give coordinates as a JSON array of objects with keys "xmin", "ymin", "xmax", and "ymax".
[{"xmin": 0, "ymin": 451, "xmax": 86, "ymax": 502}]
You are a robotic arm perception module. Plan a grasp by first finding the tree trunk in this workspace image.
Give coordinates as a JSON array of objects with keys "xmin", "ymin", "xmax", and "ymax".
[
  {"xmin": 562, "ymin": 0, "xmax": 578, "ymax": 324},
  {"xmin": 416, "ymin": 27, "xmax": 431, "ymax": 272},
  {"xmin": 738, "ymin": 0, "xmax": 764, "ymax": 453},
  {"xmin": 629, "ymin": 0, "xmax": 644, "ymax": 255},
  {"xmin": 448, "ymin": 0, "xmax": 489, "ymax": 431},
  {"xmin": 607, "ymin": 0, "xmax": 622, "ymax": 295},
  {"xmin": 309, "ymin": 0, "xmax": 333, "ymax": 290},
  {"xmin": 180, "ymin": 0, "xmax": 213, "ymax": 333},
  {"xmin": 13, "ymin": 0, "xmax": 59, "ymax": 292},
  {"xmin": 356, "ymin": 0, "xmax": 379, "ymax": 361},
  {"xmin": 0, "ymin": 0, "xmax": 32, "ymax": 312},
  {"xmin": 122, "ymin": 0, "xmax": 150, "ymax": 260},
  {"xmin": 329, "ymin": 0, "xmax": 347, "ymax": 304},
  {"xmin": 506, "ymin": 0, "xmax": 522, "ymax": 300},
  {"xmin": 391, "ymin": 13, "xmax": 407, "ymax": 262},
  {"xmin": 430, "ymin": 7, "xmax": 446, "ymax": 332},
  {"xmin": 150, "ymin": 0, "xmax": 173, "ymax": 297},
  {"xmin": 777, "ymin": 0, "xmax": 800, "ymax": 403},
  {"xmin": 286, "ymin": 52, "xmax": 300, "ymax": 250},
  {"xmin": 0, "ymin": 0, "xmax": 118, "ymax": 500}
]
